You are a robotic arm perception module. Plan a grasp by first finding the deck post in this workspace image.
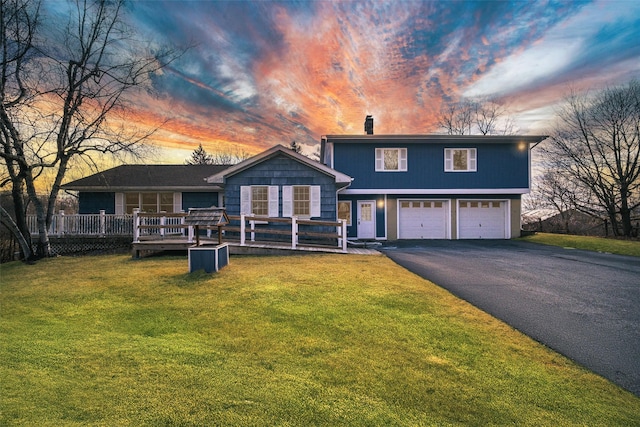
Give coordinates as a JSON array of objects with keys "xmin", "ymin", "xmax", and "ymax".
[
  {"xmin": 160, "ymin": 211, "xmax": 166, "ymax": 238},
  {"xmin": 133, "ymin": 209, "xmax": 140, "ymax": 243},
  {"xmin": 250, "ymin": 219, "xmax": 255, "ymax": 242},
  {"xmin": 340, "ymin": 219, "xmax": 347, "ymax": 252},
  {"xmin": 291, "ymin": 216, "xmax": 297, "ymax": 249},
  {"xmin": 188, "ymin": 222, "xmax": 194, "ymax": 243},
  {"xmin": 99, "ymin": 210, "xmax": 106, "ymax": 235},
  {"xmin": 240, "ymin": 214, "xmax": 246, "ymax": 246},
  {"xmin": 58, "ymin": 210, "xmax": 65, "ymax": 237}
]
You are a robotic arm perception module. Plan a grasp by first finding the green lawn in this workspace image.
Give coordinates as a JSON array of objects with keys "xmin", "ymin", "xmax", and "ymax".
[
  {"xmin": 1, "ymin": 254, "xmax": 638, "ymax": 426},
  {"xmin": 520, "ymin": 232, "xmax": 640, "ymax": 257}
]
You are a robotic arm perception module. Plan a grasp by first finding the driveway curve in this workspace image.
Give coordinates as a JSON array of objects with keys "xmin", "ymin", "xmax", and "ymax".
[{"xmin": 380, "ymin": 240, "xmax": 640, "ymax": 397}]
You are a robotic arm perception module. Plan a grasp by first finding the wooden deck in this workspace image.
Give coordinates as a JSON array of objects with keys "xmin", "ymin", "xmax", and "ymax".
[{"xmin": 132, "ymin": 238, "xmax": 380, "ymax": 258}]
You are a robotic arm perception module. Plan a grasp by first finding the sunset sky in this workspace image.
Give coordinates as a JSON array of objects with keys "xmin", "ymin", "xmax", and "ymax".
[{"xmin": 47, "ymin": 0, "xmax": 640, "ymax": 163}]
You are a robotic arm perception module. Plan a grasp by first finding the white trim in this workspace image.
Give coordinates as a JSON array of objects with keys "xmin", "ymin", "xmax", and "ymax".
[
  {"xmin": 381, "ymin": 194, "xmax": 388, "ymax": 240},
  {"xmin": 240, "ymin": 186, "xmax": 251, "ymax": 215},
  {"xmin": 341, "ymin": 188, "xmax": 529, "ymax": 195},
  {"xmin": 310, "ymin": 185, "xmax": 321, "ymax": 217},
  {"xmin": 268, "ymin": 186, "xmax": 279, "ymax": 217},
  {"xmin": 282, "ymin": 186, "xmax": 293, "ymax": 217},
  {"xmin": 115, "ymin": 193, "xmax": 124, "ymax": 215},
  {"xmin": 173, "ymin": 192, "xmax": 182, "ymax": 213}
]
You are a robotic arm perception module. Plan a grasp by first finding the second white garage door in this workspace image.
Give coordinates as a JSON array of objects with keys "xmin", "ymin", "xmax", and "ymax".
[
  {"xmin": 458, "ymin": 200, "xmax": 507, "ymax": 239},
  {"xmin": 398, "ymin": 200, "xmax": 449, "ymax": 239}
]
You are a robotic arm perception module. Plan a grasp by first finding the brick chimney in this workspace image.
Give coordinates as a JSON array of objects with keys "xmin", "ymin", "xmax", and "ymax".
[{"xmin": 364, "ymin": 115, "xmax": 373, "ymax": 135}]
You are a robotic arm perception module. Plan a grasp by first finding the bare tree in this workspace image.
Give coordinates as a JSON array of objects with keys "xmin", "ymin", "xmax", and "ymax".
[
  {"xmin": 1, "ymin": 0, "xmax": 177, "ymax": 258},
  {"xmin": 532, "ymin": 170, "xmax": 587, "ymax": 233},
  {"xmin": 542, "ymin": 81, "xmax": 640, "ymax": 237},
  {"xmin": 209, "ymin": 145, "xmax": 251, "ymax": 165},
  {"xmin": 438, "ymin": 96, "xmax": 516, "ymax": 135},
  {"xmin": 438, "ymin": 99, "xmax": 474, "ymax": 135}
]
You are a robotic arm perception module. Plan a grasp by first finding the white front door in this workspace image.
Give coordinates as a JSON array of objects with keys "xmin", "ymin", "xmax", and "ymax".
[{"xmin": 357, "ymin": 201, "xmax": 376, "ymax": 239}]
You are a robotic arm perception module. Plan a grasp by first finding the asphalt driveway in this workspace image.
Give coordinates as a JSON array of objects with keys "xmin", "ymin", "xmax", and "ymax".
[{"xmin": 380, "ymin": 239, "xmax": 640, "ymax": 397}]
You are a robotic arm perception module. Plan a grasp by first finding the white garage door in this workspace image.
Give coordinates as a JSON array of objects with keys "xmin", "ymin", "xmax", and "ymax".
[
  {"xmin": 399, "ymin": 200, "xmax": 448, "ymax": 239},
  {"xmin": 458, "ymin": 201, "xmax": 507, "ymax": 239}
]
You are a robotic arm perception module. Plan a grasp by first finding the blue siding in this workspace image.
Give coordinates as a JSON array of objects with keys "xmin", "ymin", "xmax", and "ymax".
[
  {"xmin": 182, "ymin": 192, "xmax": 219, "ymax": 210},
  {"xmin": 79, "ymin": 192, "xmax": 115, "ymax": 214},
  {"xmin": 224, "ymin": 154, "xmax": 338, "ymax": 221},
  {"xmin": 333, "ymin": 142, "xmax": 529, "ymax": 190}
]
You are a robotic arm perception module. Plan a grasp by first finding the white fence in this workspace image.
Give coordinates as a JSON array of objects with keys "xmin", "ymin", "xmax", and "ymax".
[
  {"xmin": 27, "ymin": 210, "xmax": 133, "ymax": 236},
  {"xmin": 228, "ymin": 214, "xmax": 348, "ymax": 252}
]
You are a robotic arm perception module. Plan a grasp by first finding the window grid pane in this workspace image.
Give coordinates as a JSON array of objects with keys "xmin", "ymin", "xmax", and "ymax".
[
  {"xmin": 125, "ymin": 193, "xmax": 139, "ymax": 214},
  {"xmin": 160, "ymin": 193, "xmax": 173, "ymax": 212},
  {"xmin": 252, "ymin": 186, "xmax": 268, "ymax": 216},
  {"xmin": 293, "ymin": 186, "xmax": 310, "ymax": 216},
  {"xmin": 141, "ymin": 192, "xmax": 158, "ymax": 213}
]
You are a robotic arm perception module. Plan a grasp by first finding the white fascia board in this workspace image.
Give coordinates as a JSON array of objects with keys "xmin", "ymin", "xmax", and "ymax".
[{"xmin": 341, "ymin": 188, "xmax": 530, "ymax": 195}]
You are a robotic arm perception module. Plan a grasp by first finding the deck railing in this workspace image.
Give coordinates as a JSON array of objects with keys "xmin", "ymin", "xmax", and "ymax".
[
  {"xmin": 28, "ymin": 210, "xmax": 348, "ymax": 252},
  {"xmin": 28, "ymin": 210, "xmax": 133, "ymax": 236},
  {"xmin": 226, "ymin": 214, "xmax": 348, "ymax": 252},
  {"xmin": 133, "ymin": 211, "xmax": 348, "ymax": 252}
]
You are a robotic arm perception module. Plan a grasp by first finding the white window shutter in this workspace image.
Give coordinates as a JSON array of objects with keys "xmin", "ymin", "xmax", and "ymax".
[
  {"xmin": 469, "ymin": 149, "xmax": 477, "ymax": 171},
  {"xmin": 375, "ymin": 148, "xmax": 383, "ymax": 171},
  {"xmin": 444, "ymin": 149, "xmax": 453, "ymax": 171},
  {"xmin": 311, "ymin": 186, "xmax": 321, "ymax": 217},
  {"xmin": 282, "ymin": 186, "xmax": 293, "ymax": 217},
  {"xmin": 115, "ymin": 193, "xmax": 124, "ymax": 215},
  {"xmin": 399, "ymin": 148, "xmax": 408, "ymax": 171},
  {"xmin": 173, "ymin": 192, "xmax": 182, "ymax": 212},
  {"xmin": 268, "ymin": 186, "xmax": 279, "ymax": 217},
  {"xmin": 240, "ymin": 186, "xmax": 251, "ymax": 215}
]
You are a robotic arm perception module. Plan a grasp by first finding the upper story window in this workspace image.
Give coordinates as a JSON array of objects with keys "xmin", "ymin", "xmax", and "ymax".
[
  {"xmin": 376, "ymin": 148, "xmax": 407, "ymax": 171},
  {"xmin": 445, "ymin": 148, "xmax": 477, "ymax": 172}
]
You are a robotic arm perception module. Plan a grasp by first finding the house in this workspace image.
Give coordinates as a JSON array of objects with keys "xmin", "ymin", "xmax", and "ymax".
[
  {"xmin": 62, "ymin": 164, "xmax": 229, "ymax": 214},
  {"xmin": 63, "ymin": 125, "xmax": 547, "ymax": 241},
  {"xmin": 321, "ymin": 128, "xmax": 547, "ymax": 240}
]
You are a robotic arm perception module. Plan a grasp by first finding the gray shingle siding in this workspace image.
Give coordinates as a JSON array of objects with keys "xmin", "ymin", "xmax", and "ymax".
[{"xmin": 224, "ymin": 154, "xmax": 337, "ymax": 221}]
